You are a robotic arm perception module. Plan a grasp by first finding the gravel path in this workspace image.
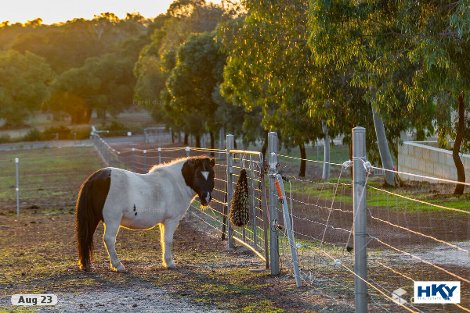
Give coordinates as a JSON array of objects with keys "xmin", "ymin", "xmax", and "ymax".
[{"xmin": 36, "ymin": 286, "xmax": 224, "ymax": 312}]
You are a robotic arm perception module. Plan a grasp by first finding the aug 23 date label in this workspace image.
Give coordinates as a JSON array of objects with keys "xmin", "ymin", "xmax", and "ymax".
[{"xmin": 11, "ymin": 294, "xmax": 58, "ymax": 306}]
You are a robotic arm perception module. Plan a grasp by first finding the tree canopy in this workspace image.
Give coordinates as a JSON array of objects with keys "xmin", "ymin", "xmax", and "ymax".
[
  {"xmin": 1, "ymin": 0, "xmax": 468, "ymax": 188},
  {"xmin": 0, "ymin": 50, "xmax": 54, "ymax": 126}
]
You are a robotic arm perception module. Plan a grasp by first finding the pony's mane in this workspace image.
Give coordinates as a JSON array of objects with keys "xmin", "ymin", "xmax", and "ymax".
[
  {"xmin": 148, "ymin": 155, "xmax": 210, "ymax": 173},
  {"xmin": 148, "ymin": 157, "xmax": 186, "ymax": 173}
]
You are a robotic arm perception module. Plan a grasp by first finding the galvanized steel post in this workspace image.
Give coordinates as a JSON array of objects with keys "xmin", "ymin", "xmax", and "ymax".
[
  {"xmin": 268, "ymin": 132, "xmax": 280, "ymax": 275},
  {"xmin": 226, "ymin": 134, "xmax": 235, "ymax": 249},
  {"xmin": 143, "ymin": 150, "xmax": 147, "ymax": 172},
  {"xmin": 276, "ymin": 174, "xmax": 301, "ymax": 287},
  {"xmin": 353, "ymin": 126, "xmax": 368, "ymax": 313},
  {"xmin": 15, "ymin": 157, "xmax": 19, "ymax": 217}
]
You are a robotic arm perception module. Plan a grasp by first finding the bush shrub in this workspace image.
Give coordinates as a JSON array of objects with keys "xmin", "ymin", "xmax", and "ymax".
[
  {"xmin": 0, "ymin": 135, "xmax": 11, "ymax": 144},
  {"xmin": 22, "ymin": 128, "xmax": 43, "ymax": 141},
  {"xmin": 42, "ymin": 125, "xmax": 72, "ymax": 140}
]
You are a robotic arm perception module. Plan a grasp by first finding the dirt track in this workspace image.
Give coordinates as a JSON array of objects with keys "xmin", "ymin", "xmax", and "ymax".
[{"xmin": 0, "ymin": 209, "xmax": 355, "ymax": 312}]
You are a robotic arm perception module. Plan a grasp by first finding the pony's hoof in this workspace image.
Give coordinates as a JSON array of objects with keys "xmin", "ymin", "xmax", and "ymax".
[{"xmin": 111, "ymin": 263, "xmax": 127, "ymax": 272}]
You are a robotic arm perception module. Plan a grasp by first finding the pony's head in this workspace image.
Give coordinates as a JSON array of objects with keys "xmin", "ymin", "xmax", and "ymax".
[{"xmin": 181, "ymin": 156, "xmax": 215, "ymax": 206}]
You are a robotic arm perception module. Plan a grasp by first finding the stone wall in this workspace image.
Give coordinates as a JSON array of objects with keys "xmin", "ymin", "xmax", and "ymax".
[{"xmin": 398, "ymin": 141, "xmax": 470, "ymax": 182}]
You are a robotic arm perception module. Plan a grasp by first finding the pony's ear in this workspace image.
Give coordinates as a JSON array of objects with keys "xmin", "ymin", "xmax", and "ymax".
[
  {"xmin": 210, "ymin": 158, "xmax": 215, "ymax": 168},
  {"xmin": 187, "ymin": 159, "xmax": 197, "ymax": 167}
]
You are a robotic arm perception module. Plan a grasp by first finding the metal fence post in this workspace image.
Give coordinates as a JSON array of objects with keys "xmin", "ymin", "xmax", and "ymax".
[
  {"xmin": 143, "ymin": 150, "xmax": 147, "ymax": 172},
  {"xmin": 131, "ymin": 147, "xmax": 136, "ymax": 171},
  {"xmin": 158, "ymin": 147, "xmax": 162, "ymax": 164},
  {"xmin": 15, "ymin": 157, "xmax": 20, "ymax": 217},
  {"xmin": 268, "ymin": 132, "xmax": 280, "ymax": 275},
  {"xmin": 226, "ymin": 134, "xmax": 235, "ymax": 249},
  {"xmin": 249, "ymin": 154, "xmax": 257, "ymax": 248},
  {"xmin": 185, "ymin": 146, "xmax": 190, "ymax": 157},
  {"xmin": 276, "ymin": 173, "xmax": 301, "ymax": 287},
  {"xmin": 353, "ymin": 126, "xmax": 368, "ymax": 313}
]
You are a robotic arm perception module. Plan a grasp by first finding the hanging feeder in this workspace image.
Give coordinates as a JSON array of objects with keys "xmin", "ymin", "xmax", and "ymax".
[{"xmin": 229, "ymin": 169, "xmax": 250, "ymax": 227}]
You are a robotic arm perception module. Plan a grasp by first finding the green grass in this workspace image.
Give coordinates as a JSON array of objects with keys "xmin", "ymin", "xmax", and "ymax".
[
  {"xmin": 0, "ymin": 147, "xmax": 103, "ymax": 209},
  {"xmin": 287, "ymin": 178, "xmax": 470, "ymax": 213},
  {"xmin": 278, "ymin": 144, "xmax": 350, "ymax": 165}
]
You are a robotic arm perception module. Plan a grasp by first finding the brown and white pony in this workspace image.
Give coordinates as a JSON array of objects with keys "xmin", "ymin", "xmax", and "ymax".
[{"xmin": 75, "ymin": 156, "xmax": 215, "ymax": 272}]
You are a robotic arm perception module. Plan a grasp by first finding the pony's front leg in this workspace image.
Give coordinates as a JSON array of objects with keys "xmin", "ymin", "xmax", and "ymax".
[
  {"xmin": 160, "ymin": 219, "xmax": 179, "ymax": 269},
  {"xmin": 103, "ymin": 222, "xmax": 126, "ymax": 272}
]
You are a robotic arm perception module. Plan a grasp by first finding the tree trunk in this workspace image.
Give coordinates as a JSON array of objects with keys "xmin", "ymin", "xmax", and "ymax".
[
  {"xmin": 195, "ymin": 134, "xmax": 201, "ymax": 148},
  {"xmin": 218, "ymin": 128, "xmax": 225, "ymax": 150},
  {"xmin": 322, "ymin": 121, "xmax": 330, "ymax": 180},
  {"xmin": 453, "ymin": 92, "xmax": 465, "ymax": 195},
  {"xmin": 209, "ymin": 131, "xmax": 215, "ymax": 156},
  {"xmin": 299, "ymin": 143, "xmax": 306, "ymax": 177},
  {"xmin": 184, "ymin": 133, "xmax": 189, "ymax": 145},
  {"xmin": 372, "ymin": 105, "xmax": 396, "ymax": 186},
  {"xmin": 261, "ymin": 131, "xmax": 268, "ymax": 159},
  {"xmin": 97, "ymin": 108, "xmax": 106, "ymax": 121}
]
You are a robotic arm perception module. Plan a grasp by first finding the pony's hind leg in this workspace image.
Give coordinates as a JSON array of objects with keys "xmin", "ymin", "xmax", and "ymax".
[
  {"xmin": 103, "ymin": 222, "xmax": 126, "ymax": 272},
  {"xmin": 160, "ymin": 219, "xmax": 180, "ymax": 269}
]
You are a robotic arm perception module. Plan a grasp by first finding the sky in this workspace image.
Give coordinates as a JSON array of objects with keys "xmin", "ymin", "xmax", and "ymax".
[{"xmin": 0, "ymin": 0, "xmax": 222, "ymax": 24}]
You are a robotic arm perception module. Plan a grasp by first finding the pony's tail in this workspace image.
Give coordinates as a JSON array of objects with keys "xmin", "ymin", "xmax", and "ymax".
[{"xmin": 75, "ymin": 169, "xmax": 110, "ymax": 271}]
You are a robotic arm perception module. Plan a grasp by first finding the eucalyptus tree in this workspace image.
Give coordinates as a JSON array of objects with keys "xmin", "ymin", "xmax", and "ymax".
[
  {"xmin": 164, "ymin": 32, "xmax": 226, "ymax": 148},
  {"xmin": 0, "ymin": 50, "xmax": 54, "ymax": 126},
  {"xmin": 8, "ymin": 13, "xmax": 146, "ymax": 73},
  {"xmin": 394, "ymin": 1, "xmax": 470, "ymax": 194},
  {"xmin": 309, "ymin": 0, "xmax": 469, "ymax": 190},
  {"xmin": 219, "ymin": 0, "xmax": 324, "ymax": 177},
  {"xmin": 134, "ymin": 0, "xmax": 226, "ymax": 134},
  {"xmin": 48, "ymin": 53, "xmax": 135, "ymax": 123},
  {"xmin": 309, "ymin": 0, "xmax": 424, "ymax": 186},
  {"xmin": 217, "ymin": 17, "xmax": 266, "ymax": 151}
]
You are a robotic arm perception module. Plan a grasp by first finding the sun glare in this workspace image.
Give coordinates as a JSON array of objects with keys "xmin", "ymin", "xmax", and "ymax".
[{"xmin": 0, "ymin": 0, "xmax": 222, "ymax": 24}]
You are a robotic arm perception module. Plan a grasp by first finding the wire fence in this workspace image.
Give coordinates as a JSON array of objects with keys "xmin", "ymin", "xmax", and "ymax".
[
  {"xmin": 92, "ymin": 128, "xmax": 469, "ymax": 312},
  {"xmin": 92, "ymin": 127, "xmax": 470, "ymax": 312},
  {"xmin": 3, "ymin": 126, "xmax": 468, "ymax": 313},
  {"xmin": 0, "ymin": 147, "xmax": 104, "ymax": 213},
  {"xmin": 275, "ymin": 142, "xmax": 469, "ymax": 312}
]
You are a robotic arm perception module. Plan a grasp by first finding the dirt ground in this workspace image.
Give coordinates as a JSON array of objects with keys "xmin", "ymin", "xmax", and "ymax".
[{"xmin": 0, "ymin": 208, "xmax": 355, "ymax": 313}]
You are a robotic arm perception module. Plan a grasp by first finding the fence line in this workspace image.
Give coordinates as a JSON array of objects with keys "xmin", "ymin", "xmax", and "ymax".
[
  {"xmin": 4, "ymin": 127, "xmax": 468, "ymax": 311},
  {"xmin": 275, "ymin": 134, "xmax": 468, "ymax": 311},
  {"xmin": 87, "ymin": 127, "xmax": 470, "ymax": 312}
]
